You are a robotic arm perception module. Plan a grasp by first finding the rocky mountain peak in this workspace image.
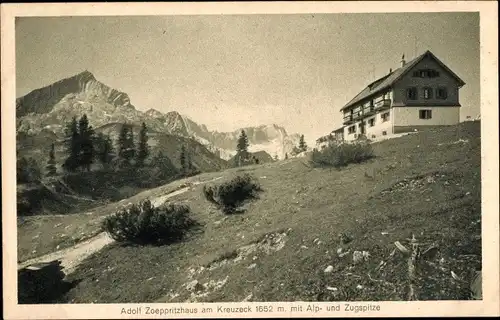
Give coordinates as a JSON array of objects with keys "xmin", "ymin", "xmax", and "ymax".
[
  {"xmin": 75, "ymin": 70, "xmax": 96, "ymax": 81},
  {"xmin": 16, "ymin": 71, "xmax": 133, "ymax": 118},
  {"xmin": 16, "ymin": 71, "xmax": 303, "ymax": 161},
  {"xmin": 163, "ymin": 111, "xmax": 189, "ymax": 136},
  {"xmin": 145, "ymin": 108, "xmax": 165, "ymax": 119}
]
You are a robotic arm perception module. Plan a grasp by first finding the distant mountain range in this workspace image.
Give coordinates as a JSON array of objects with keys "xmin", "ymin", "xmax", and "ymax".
[{"xmin": 16, "ymin": 71, "xmax": 304, "ymax": 162}]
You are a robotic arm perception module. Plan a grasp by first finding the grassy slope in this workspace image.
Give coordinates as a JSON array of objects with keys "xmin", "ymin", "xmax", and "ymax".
[
  {"xmin": 22, "ymin": 122, "xmax": 481, "ymax": 302},
  {"xmin": 17, "ymin": 174, "xmax": 222, "ymax": 262}
]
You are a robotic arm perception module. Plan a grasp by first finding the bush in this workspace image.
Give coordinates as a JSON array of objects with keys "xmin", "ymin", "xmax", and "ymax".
[
  {"xmin": 203, "ymin": 173, "xmax": 263, "ymax": 214},
  {"xmin": 101, "ymin": 200, "xmax": 199, "ymax": 245},
  {"xmin": 309, "ymin": 141, "xmax": 374, "ymax": 168}
]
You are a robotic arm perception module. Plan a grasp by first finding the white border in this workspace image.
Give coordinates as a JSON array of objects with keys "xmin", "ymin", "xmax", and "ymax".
[{"xmin": 2, "ymin": 2, "xmax": 499, "ymax": 319}]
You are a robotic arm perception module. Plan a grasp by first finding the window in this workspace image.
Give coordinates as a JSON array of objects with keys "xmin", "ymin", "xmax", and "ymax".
[
  {"xmin": 436, "ymin": 87, "xmax": 448, "ymax": 99},
  {"xmin": 407, "ymin": 87, "xmax": 418, "ymax": 100},
  {"xmin": 348, "ymin": 126, "xmax": 356, "ymax": 134},
  {"xmin": 412, "ymin": 69, "xmax": 440, "ymax": 78},
  {"xmin": 368, "ymin": 118, "xmax": 375, "ymax": 127},
  {"xmin": 382, "ymin": 131, "xmax": 387, "ymax": 136},
  {"xmin": 419, "ymin": 109, "xmax": 432, "ymax": 119},
  {"xmin": 371, "ymin": 135, "xmax": 376, "ymax": 139},
  {"xmin": 381, "ymin": 112, "xmax": 390, "ymax": 122},
  {"xmin": 423, "ymin": 87, "xmax": 433, "ymax": 99}
]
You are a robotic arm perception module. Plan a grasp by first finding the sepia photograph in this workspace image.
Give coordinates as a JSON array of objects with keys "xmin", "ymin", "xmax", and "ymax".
[{"xmin": 2, "ymin": 1, "xmax": 499, "ymax": 319}]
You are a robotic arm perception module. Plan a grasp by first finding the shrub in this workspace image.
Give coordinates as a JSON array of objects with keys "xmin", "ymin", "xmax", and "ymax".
[
  {"xmin": 101, "ymin": 200, "xmax": 199, "ymax": 245},
  {"xmin": 203, "ymin": 173, "xmax": 263, "ymax": 214},
  {"xmin": 309, "ymin": 141, "xmax": 374, "ymax": 168}
]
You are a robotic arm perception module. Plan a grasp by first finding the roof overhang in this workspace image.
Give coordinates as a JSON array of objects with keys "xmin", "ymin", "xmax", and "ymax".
[{"xmin": 339, "ymin": 50, "xmax": 466, "ymax": 112}]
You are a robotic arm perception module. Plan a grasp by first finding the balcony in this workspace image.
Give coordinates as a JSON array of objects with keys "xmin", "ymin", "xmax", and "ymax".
[
  {"xmin": 363, "ymin": 105, "xmax": 376, "ymax": 116},
  {"xmin": 343, "ymin": 115, "xmax": 354, "ymax": 125},
  {"xmin": 374, "ymin": 99, "xmax": 391, "ymax": 110},
  {"xmin": 343, "ymin": 99, "xmax": 392, "ymax": 125},
  {"xmin": 343, "ymin": 112, "xmax": 362, "ymax": 125}
]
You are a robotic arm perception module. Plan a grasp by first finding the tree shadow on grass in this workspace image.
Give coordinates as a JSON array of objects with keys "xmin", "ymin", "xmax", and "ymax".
[{"xmin": 18, "ymin": 261, "xmax": 82, "ymax": 304}]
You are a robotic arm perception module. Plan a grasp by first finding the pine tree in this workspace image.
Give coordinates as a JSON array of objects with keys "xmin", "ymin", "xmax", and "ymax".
[
  {"xmin": 285, "ymin": 153, "xmax": 288, "ymax": 160},
  {"xmin": 117, "ymin": 123, "xmax": 135, "ymax": 168},
  {"xmin": 298, "ymin": 134, "xmax": 307, "ymax": 152},
  {"xmin": 95, "ymin": 133, "xmax": 114, "ymax": 170},
  {"xmin": 186, "ymin": 150, "xmax": 193, "ymax": 172},
  {"xmin": 118, "ymin": 124, "xmax": 129, "ymax": 160},
  {"xmin": 136, "ymin": 122, "xmax": 149, "ymax": 167},
  {"xmin": 45, "ymin": 143, "xmax": 57, "ymax": 176},
  {"xmin": 126, "ymin": 125, "xmax": 136, "ymax": 162},
  {"xmin": 236, "ymin": 130, "xmax": 249, "ymax": 166},
  {"xmin": 78, "ymin": 114, "xmax": 95, "ymax": 171},
  {"xmin": 151, "ymin": 150, "xmax": 178, "ymax": 180},
  {"xmin": 63, "ymin": 116, "xmax": 80, "ymax": 172},
  {"xmin": 180, "ymin": 144, "xmax": 187, "ymax": 175},
  {"xmin": 236, "ymin": 130, "xmax": 249, "ymax": 154}
]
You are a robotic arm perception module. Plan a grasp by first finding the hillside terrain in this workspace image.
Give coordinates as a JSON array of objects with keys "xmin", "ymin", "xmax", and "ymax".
[{"xmin": 17, "ymin": 122, "xmax": 481, "ymax": 303}]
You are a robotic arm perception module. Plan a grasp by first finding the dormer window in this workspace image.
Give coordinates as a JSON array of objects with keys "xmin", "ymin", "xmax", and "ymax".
[{"xmin": 412, "ymin": 69, "xmax": 440, "ymax": 78}]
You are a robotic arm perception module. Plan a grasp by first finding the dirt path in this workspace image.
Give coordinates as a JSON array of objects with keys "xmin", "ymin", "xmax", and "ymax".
[
  {"xmin": 18, "ymin": 176, "xmax": 223, "ymax": 276},
  {"xmin": 18, "ymin": 232, "xmax": 114, "ymax": 275}
]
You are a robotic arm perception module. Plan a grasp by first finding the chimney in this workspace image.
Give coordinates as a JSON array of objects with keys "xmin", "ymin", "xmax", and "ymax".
[
  {"xmin": 389, "ymin": 68, "xmax": 393, "ymax": 74},
  {"xmin": 401, "ymin": 54, "xmax": 406, "ymax": 67}
]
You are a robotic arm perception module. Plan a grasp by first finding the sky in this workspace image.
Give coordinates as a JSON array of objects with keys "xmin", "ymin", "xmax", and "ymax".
[{"xmin": 16, "ymin": 13, "xmax": 480, "ymax": 140}]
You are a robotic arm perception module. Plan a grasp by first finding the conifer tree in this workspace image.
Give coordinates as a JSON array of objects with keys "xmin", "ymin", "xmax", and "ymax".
[
  {"xmin": 136, "ymin": 122, "xmax": 149, "ymax": 167},
  {"xmin": 125, "ymin": 125, "xmax": 136, "ymax": 162},
  {"xmin": 95, "ymin": 133, "xmax": 114, "ymax": 170},
  {"xmin": 285, "ymin": 153, "xmax": 288, "ymax": 160},
  {"xmin": 46, "ymin": 143, "xmax": 57, "ymax": 176},
  {"xmin": 151, "ymin": 150, "xmax": 179, "ymax": 180},
  {"xmin": 236, "ymin": 130, "xmax": 249, "ymax": 166},
  {"xmin": 236, "ymin": 130, "xmax": 249, "ymax": 155},
  {"xmin": 63, "ymin": 116, "xmax": 80, "ymax": 172},
  {"xmin": 78, "ymin": 114, "xmax": 95, "ymax": 171},
  {"xmin": 117, "ymin": 123, "xmax": 135, "ymax": 167},
  {"xmin": 118, "ymin": 124, "xmax": 129, "ymax": 160},
  {"xmin": 298, "ymin": 134, "xmax": 307, "ymax": 152},
  {"xmin": 186, "ymin": 150, "xmax": 193, "ymax": 172},
  {"xmin": 180, "ymin": 144, "xmax": 187, "ymax": 175}
]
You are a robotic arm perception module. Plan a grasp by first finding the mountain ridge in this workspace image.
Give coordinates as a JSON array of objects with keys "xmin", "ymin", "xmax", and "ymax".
[{"xmin": 16, "ymin": 71, "xmax": 305, "ymax": 160}]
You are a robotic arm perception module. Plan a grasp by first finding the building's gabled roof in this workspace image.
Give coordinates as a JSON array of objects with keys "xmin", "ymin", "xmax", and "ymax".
[{"xmin": 340, "ymin": 50, "xmax": 466, "ymax": 112}]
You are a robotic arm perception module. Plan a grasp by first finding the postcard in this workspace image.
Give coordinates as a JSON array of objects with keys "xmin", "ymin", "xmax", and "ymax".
[{"xmin": 2, "ymin": 1, "xmax": 499, "ymax": 319}]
